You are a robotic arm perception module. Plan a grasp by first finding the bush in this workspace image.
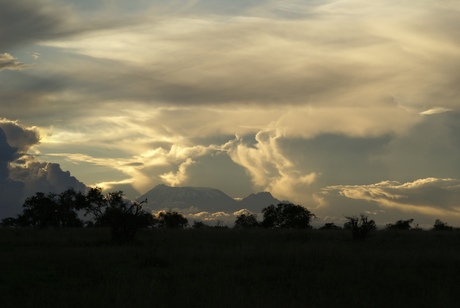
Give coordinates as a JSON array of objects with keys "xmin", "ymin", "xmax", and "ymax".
[
  {"xmin": 432, "ymin": 219, "xmax": 453, "ymax": 231},
  {"xmin": 234, "ymin": 213, "xmax": 260, "ymax": 229},
  {"xmin": 154, "ymin": 211, "xmax": 188, "ymax": 228},
  {"xmin": 319, "ymin": 223, "xmax": 342, "ymax": 230},
  {"xmin": 385, "ymin": 219, "xmax": 414, "ymax": 231},
  {"xmin": 344, "ymin": 214, "xmax": 376, "ymax": 240}
]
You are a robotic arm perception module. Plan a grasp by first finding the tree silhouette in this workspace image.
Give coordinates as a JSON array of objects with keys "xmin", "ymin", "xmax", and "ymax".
[
  {"xmin": 319, "ymin": 223, "xmax": 342, "ymax": 230},
  {"xmin": 2, "ymin": 189, "xmax": 84, "ymax": 228},
  {"xmin": 0, "ymin": 187, "xmax": 153, "ymax": 242},
  {"xmin": 82, "ymin": 188, "xmax": 153, "ymax": 242},
  {"xmin": 432, "ymin": 219, "xmax": 453, "ymax": 231},
  {"xmin": 261, "ymin": 203, "xmax": 315, "ymax": 229},
  {"xmin": 344, "ymin": 214, "xmax": 376, "ymax": 240},
  {"xmin": 385, "ymin": 219, "xmax": 414, "ymax": 231},
  {"xmin": 234, "ymin": 213, "xmax": 259, "ymax": 229},
  {"xmin": 192, "ymin": 221, "xmax": 209, "ymax": 229},
  {"xmin": 154, "ymin": 211, "xmax": 188, "ymax": 228}
]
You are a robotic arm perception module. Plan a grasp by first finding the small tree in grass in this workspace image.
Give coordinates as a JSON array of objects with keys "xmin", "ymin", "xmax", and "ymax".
[
  {"xmin": 192, "ymin": 221, "xmax": 209, "ymax": 229},
  {"xmin": 344, "ymin": 214, "xmax": 376, "ymax": 240},
  {"xmin": 154, "ymin": 210, "xmax": 188, "ymax": 228},
  {"xmin": 319, "ymin": 223, "xmax": 342, "ymax": 230},
  {"xmin": 432, "ymin": 219, "xmax": 453, "ymax": 231},
  {"xmin": 385, "ymin": 219, "xmax": 414, "ymax": 231},
  {"xmin": 234, "ymin": 213, "xmax": 259, "ymax": 229}
]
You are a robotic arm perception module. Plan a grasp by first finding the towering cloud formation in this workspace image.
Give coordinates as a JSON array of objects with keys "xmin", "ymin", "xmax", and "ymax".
[
  {"xmin": 0, "ymin": 119, "xmax": 86, "ymax": 218},
  {"xmin": 0, "ymin": 125, "xmax": 25, "ymax": 218}
]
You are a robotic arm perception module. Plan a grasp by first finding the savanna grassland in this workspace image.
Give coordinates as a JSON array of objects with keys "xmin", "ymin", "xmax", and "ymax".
[{"xmin": 1, "ymin": 228, "xmax": 460, "ymax": 308}]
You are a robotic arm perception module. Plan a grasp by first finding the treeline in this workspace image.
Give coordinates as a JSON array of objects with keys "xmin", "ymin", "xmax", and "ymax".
[
  {"xmin": 0, "ymin": 188, "xmax": 186, "ymax": 243},
  {"xmin": 1, "ymin": 188, "xmax": 457, "ymax": 242}
]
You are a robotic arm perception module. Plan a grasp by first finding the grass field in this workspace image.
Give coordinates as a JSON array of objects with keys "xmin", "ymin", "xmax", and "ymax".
[{"xmin": 1, "ymin": 228, "xmax": 460, "ymax": 307}]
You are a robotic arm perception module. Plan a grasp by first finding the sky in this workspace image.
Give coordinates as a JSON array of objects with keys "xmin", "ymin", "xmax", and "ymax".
[{"xmin": 1, "ymin": 0, "xmax": 460, "ymax": 228}]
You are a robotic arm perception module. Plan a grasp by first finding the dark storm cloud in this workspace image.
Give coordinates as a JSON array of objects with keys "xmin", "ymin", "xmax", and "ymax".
[
  {"xmin": 0, "ymin": 127, "xmax": 24, "ymax": 218},
  {"xmin": 278, "ymin": 134, "xmax": 391, "ymax": 186},
  {"xmin": 380, "ymin": 112, "xmax": 460, "ymax": 181},
  {"xmin": 0, "ymin": 119, "xmax": 40, "ymax": 152},
  {"xmin": 0, "ymin": 0, "xmax": 74, "ymax": 49},
  {"xmin": 0, "ymin": 0, "xmax": 145, "ymax": 50},
  {"xmin": 0, "ymin": 128, "xmax": 17, "ymax": 168},
  {"xmin": 10, "ymin": 161, "xmax": 86, "ymax": 198},
  {"xmin": 0, "ymin": 120, "xmax": 86, "ymax": 218}
]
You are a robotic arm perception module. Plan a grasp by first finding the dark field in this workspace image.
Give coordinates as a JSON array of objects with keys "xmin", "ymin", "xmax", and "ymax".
[{"xmin": 1, "ymin": 228, "xmax": 460, "ymax": 307}]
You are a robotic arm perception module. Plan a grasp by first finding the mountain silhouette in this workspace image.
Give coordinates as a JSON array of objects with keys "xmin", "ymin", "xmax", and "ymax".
[{"xmin": 138, "ymin": 184, "xmax": 281, "ymax": 213}]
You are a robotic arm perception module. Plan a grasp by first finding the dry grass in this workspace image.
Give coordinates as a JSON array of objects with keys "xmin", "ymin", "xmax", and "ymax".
[{"xmin": 1, "ymin": 228, "xmax": 460, "ymax": 307}]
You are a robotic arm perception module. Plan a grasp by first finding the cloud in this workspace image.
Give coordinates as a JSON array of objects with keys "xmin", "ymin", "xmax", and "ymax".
[
  {"xmin": 186, "ymin": 210, "xmax": 232, "ymax": 224},
  {"xmin": 10, "ymin": 161, "xmax": 86, "ymax": 198},
  {"xmin": 160, "ymin": 158, "xmax": 197, "ymax": 187},
  {"xmin": 0, "ymin": 127, "xmax": 17, "ymax": 168},
  {"xmin": 0, "ymin": 126, "xmax": 25, "ymax": 218},
  {"xmin": 323, "ymin": 178, "xmax": 460, "ymax": 219},
  {"xmin": 0, "ymin": 118, "xmax": 40, "ymax": 152},
  {"xmin": 0, "ymin": 0, "xmax": 75, "ymax": 49},
  {"xmin": 0, "ymin": 53, "xmax": 31, "ymax": 71},
  {"xmin": 0, "ymin": 119, "xmax": 86, "ymax": 218},
  {"xmin": 420, "ymin": 107, "xmax": 452, "ymax": 116},
  {"xmin": 2, "ymin": 0, "xmax": 460, "ymax": 228},
  {"xmin": 224, "ymin": 130, "xmax": 317, "ymax": 203}
]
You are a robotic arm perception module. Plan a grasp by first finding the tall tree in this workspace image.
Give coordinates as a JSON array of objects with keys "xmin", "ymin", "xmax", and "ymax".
[
  {"xmin": 82, "ymin": 188, "xmax": 153, "ymax": 242},
  {"xmin": 261, "ymin": 203, "xmax": 315, "ymax": 229},
  {"xmin": 4, "ymin": 189, "xmax": 84, "ymax": 228}
]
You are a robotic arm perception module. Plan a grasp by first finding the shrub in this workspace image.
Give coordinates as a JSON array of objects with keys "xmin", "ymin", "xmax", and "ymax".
[
  {"xmin": 234, "ymin": 213, "xmax": 260, "ymax": 229},
  {"xmin": 344, "ymin": 214, "xmax": 376, "ymax": 240},
  {"xmin": 432, "ymin": 219, "xmax": 453, "ymax": 231}
]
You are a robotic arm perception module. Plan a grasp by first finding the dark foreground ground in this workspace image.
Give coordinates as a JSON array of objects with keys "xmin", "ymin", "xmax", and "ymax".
[{"xmin": 1, "ymin": 228, "xmax": 460, "ymax": 307}]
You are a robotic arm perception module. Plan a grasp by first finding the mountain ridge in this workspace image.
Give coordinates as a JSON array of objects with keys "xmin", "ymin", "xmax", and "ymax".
[{"xmin": 138, "ymin": 184, "xmax": 282, "ymax": 214}]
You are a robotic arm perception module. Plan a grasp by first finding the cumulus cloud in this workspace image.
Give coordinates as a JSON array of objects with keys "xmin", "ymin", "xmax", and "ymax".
[
  {"xmin": 224, "ymin": 130, "xmax": 317, "ymax": 203},
  {"xmin": 10, "ymin": 161, "xmax": 86, "ymax": 198},
  {"xmin": 0, "ymin": 118, "xmax": 40, "ymax": 152},
  {"xmin": 160, "ymin": 158, "xmax": 197, "ymax": 187},
  {"xmin": 0, "ymin": 119, "xmax": 86, "ymax": 218},
  {"xmin": 186, "ymin": 210, "xmax": 232, "ymax": 224}
]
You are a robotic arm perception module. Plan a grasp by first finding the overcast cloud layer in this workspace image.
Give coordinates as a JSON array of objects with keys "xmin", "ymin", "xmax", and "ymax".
[{"xmin": 1, "ymin": 0, "xmax": 460, "ymax": 227}]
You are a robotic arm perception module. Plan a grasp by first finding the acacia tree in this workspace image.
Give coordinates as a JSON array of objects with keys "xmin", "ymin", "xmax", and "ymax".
[
  {"xmin": 261, "ymin": 203, "xmax": 315, "ymax": 229},
  {"xmin": 344, "ymin": 214, "xmax": 376, "ymax": 240},
  {"xmin": 2, "ymin": 189, "xmax": 84, "ymax": 228},
  {"xmin": 82, "ymin": 187, "xmax": 153, "ymax": 242}
]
